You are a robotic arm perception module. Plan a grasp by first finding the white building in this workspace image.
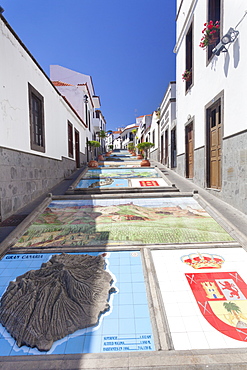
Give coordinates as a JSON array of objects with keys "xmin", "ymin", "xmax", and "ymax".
[
  {"xmin": 158, "ymin": 82, "xmax": 176, "ymax": 167},
  {"xmin": 50, "ymin": 65, "xmax": 106, "ymax": 158},
  {"xmin": 136, "ymin": 115, "xmax": 152, "ymax": 145},
  {"xmin": 0, "ymin": 14, "xmax": 100, "ymax": 220},
  {"xmin": 120, "ymin": 124, "xmax": 138, "ymax": 149},
  {"xmin": 175, "ymin": 0, "xmax": 247, "ymax": 213}
]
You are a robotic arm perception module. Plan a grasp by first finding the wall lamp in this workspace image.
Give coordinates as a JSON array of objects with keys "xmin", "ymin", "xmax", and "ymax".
[
  {"xmin": 212, "ymin": 27, "xmax": 239, "ymax": 56},
  {"xmin": 83, "ymin": 94, "xmax": 88, "ymax": 104}
]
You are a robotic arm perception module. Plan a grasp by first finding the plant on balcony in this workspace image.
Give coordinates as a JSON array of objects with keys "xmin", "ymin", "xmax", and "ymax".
[
  {"xmin": 182, "ymin": 69, "xmax": 192, "ymax": 82},
  {"xmin": 199, "ymin": 20, "xmax": 220, "ymax": 49}
]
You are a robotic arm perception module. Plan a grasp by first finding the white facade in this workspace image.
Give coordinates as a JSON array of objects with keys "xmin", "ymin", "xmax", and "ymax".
[
  {"xmin": 120, "ymin": 124, "xmax": 138, "ymax": 149},
  {"xmin": 0, "ymin": 14, "xmax": 98, "ymax": 220},
  {"xmin": 136, "ymin": 115, "xmax": 152, "ymax": 144},
  {"xmin": 0, "ymin": 26, "xmax": 86, "ymax": 162},
  {"xmin": 175, "ymin": 0, "xmax": 247, "ymax": 213},
  {"xmin": 113, "ymin": 137, "xmax": 122, "ymax": 149},
  {"xmin": 159, "ymin": 82, "xmax": 176, "ymax": 167},
  {"xmin": 50, "ymin": 65, "xmax": 105, "ymax": 145}
]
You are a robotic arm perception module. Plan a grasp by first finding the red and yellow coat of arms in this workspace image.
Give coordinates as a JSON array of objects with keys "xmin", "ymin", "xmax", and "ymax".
[
  {"xmin": 186, "ymin": 271, "xmax": 247, "ymax": 341},
  {"xmin": 181, "ymin": 252, "xmax": 247, "ymax": 341}
]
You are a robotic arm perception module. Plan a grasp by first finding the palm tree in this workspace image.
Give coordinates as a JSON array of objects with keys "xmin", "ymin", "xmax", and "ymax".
[{"xmin": 223, "ymin": 302, "xmax": 247, "ymax": 327}]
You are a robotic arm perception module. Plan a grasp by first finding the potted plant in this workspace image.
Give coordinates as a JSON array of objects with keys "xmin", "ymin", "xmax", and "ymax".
[
  {"xmin": 182, "ymin": 69, "xmax": 192, "ymax": 82},
  {"xmin": 98, "ymin": 150, "xmax": 104, "ymax": 161},
  {"xmin": 106, "ymin": 144, "xmax": 113, "ymax": 155},
  {"xmin": 199, "ymin": 20, "xmax": 220, "ymax": 49},
  {"xmin": 136, "ymin": 142, "xmax": 154, "ymax": 166},
  {"xmin": 127, "ymin": 142, "xmax": 136, "ymax": 155},
  {"xmin": 88, "ymin": 140, "xmax": 100, "ymax": 167}
]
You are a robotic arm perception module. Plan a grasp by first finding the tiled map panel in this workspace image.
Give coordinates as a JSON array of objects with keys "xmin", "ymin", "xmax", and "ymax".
[
  {"xmin": 84, "ymin": 168, "xmax": 160, "ymax": 179},
  {"xmin": 152, "ymin": 248, "xmax": 247, "ymax": 350},
  {"xmin": 76, "ymin": 178, "xmax": 129, "ymax": 189},
  {"xmin": 14, "ymin": 197, "xmax": 234, "ymax": 248},
  {"xmin": 0, "ymin": 251, "xmax": 154, "ymax": 355}
]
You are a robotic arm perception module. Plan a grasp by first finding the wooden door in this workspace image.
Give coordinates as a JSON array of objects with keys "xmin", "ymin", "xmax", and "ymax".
[
  {"xmin": 74, "ymin": 129, "xmax": 80, "ymax": 168},
  {"xmin": 171, "ymin": 128, "xmax": 177, "ymax": 168},
  {"xmin": 208, "ymin": 102, "xmax": 221, "ymax": 188},
  {"xmin": 185, "ymin": 123, "xmax": 194, "ymax": 178},
  {"xmin": 165, "ymin": 129, "xmax": 168, "ymax": 165},
  {"xmin": 160, "ymin": 134, "xmax": 164, "ymax": 164}
]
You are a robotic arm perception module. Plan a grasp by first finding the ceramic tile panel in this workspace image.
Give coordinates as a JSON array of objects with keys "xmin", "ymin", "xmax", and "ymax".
[
  {"xmin": 0, "ymin": 251, "xmax": 154, "ymax": 356},
  {"xmin": 84, "ymin": 168, "xmax": 160, "ymax": 179},
  {"xmin": 13, "ymin": 197, "xmax": 234, "ymax": 248},
  {"xmin": 130, "ymin": 178, "xmax": 169, "ymax": 187},
  {"xmin": 152, "ymin": 248, "xmax": 247, "ymax": 350},
  {"xmin": 76, "ymin": 178, "xmax": 129, "ymax": 189}
]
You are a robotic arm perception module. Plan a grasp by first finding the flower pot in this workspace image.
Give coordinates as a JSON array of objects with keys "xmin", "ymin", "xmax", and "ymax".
[
  {"xmin": 132, "ymin": 152, "xmax": 136, "ymax": 156},
  {"xmin": 98, "ymin": 155, "xmax": 104, "ymax": 161},
  {"xmin": 88, "ymin": 160, "xmax": 99, "ymax": 168},
  {"xmin": 137, "ymin": 154, "xmax": 143, "ymax": 159},
  {"xmin": 183, "ymin": 75, "xmax": 191, "ymax": 82},
  {"xmin": 105, "ymin": 152, "xmax": 111, "ymax": 157},
  {"xmin": 208, "ymin": 35, "xmax": 218, "ymax": 45},
  {"xmin": 140, "ymin": 159, "xmax": 151, "ymax": 167}
]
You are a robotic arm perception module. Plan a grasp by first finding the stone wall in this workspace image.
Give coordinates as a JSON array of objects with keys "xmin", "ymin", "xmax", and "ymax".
[
  {"xmin": 176, "ymin": 154, "xmax": 185, "ymax": 177},
  {"xmin": 0, "ymin": 147, "xmax": 78, "ymax": 221},
  {"xmin": 207, "ymin": 131, "xmax": 247, "ymax": 214},
  {"xmin": 149, "ymin": 148, "xmax": 159, "ymax": 162},
  {"xmin": 193, "ymin": 147, "xmax": 205, "ymax": 188}
]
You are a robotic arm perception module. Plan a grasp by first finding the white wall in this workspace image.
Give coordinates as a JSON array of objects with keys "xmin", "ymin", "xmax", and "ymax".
[
  {"xmin": 176, "ymin": 0, "xmax": 247, "ymax": 155},
  {"xmin": 0, "ymin": 16, "xmax": 87, "ymax": 160}
]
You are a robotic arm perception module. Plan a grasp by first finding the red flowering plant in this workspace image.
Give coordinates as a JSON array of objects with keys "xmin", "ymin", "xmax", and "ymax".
[
  {"xmin": 182, "ymin": 69, "xmax": 192, "ymax": 81},
  {"xmin": 199, "ymin": 20, "xmax": 220, "ymax": 49}
]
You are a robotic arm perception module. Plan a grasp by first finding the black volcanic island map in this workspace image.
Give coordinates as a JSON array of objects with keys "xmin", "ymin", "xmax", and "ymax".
[{"xmin": 0, "ymin": 253, "xmax": 115, "ymax": 351}]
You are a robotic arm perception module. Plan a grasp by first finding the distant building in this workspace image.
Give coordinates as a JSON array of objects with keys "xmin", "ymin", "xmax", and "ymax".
[
  {"xmin": 120, "ymin": 124, "xmax": 139, "ymax": 149},
  {"xmin": 50, "ymin": 65, "xmax": 106, "ymax": 159}
]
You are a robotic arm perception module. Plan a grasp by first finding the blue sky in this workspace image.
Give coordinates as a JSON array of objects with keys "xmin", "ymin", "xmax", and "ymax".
[{"xmin": 1, "ymin": 0, "xmax": 176, "ymax": 131}]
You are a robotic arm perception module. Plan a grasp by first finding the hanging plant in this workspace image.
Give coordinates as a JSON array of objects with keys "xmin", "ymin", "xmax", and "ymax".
[{"xmin": 199, "ymin": 20, "xmax": 220, "ymax": 49}]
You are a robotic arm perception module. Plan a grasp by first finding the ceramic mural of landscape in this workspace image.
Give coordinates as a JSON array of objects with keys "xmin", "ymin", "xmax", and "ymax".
[
  {"xmin": 15, "ymin": 197, "xmax": 234, "ymax": 248},
  {"xmin": 76, "ymin": 178, "xmax": 129, "ymax": 189},
  {"xmin": 84, "ymin": 168, "xmax": 160, "ymax": 179}
]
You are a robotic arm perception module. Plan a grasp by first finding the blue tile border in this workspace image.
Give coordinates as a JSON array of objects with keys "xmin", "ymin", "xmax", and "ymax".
[{"xmin": 0, "ymin": 251, "xmax": 154, "ymax": 356}]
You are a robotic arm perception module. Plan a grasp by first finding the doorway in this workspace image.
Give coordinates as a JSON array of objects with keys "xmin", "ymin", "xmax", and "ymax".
[
  {"xmin": 165, "ymin": 129, "xmax": 169, "ymax": 166},
  {"xmin": 206, "ymin": 100, "xmax": 222, "ymax": 189},
  {"xmin": 171, "ymin": 127, "xmax": 177, "ymax": 168},
  {"xmin": 160, "ymin": 134, "xmax": 164, "ymax": 164},
  {"xmin": 185, "ymin": 122, "xmax": 194, "ymax": 178},
  {"xmin": 74, "ymin": 129, "xmax": 80, "ymax": 168}
]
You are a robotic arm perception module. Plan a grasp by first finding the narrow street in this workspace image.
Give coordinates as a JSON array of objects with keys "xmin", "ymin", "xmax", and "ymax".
[{"xmin": 1, "ymin": 151, "xmax": 247, "ymax": 369}]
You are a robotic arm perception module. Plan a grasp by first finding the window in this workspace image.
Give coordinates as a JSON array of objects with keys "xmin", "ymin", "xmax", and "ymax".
[
  {"xmin": 185, "ymin": 23, "xmax": 193, "ymax": 91},
  {"xmin": 28, "ymin": 83, "xmax": 45, "ymax": 152},
  {"xmin": 68, "ymin": 121, "xmax": 73, "ymax": 158},
  {"xmin": 207, "ymin": 0, "xmax": 221, "ymax": 60},
  {"xmin": 152, "ymin": 130, "xmax": 155, "ymax": 145}
]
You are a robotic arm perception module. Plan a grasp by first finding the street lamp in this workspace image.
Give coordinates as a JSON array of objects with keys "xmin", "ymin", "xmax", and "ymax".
[{"xmin": 212, "ymin": 27, "xmax": 239, "ymax": 56}]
